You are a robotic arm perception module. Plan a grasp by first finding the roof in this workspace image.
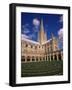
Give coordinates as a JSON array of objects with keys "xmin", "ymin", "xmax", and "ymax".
[
  {"xmin": 21, "ymin": 34, "xmax": 40, "ymax": 45},
  {"xmin": 21, "ymin": 34, "xmax": 51, "ymax": 45},
  {"xmin": 42, "ymin": 39, "xmax": 52, "ymax": 45}
]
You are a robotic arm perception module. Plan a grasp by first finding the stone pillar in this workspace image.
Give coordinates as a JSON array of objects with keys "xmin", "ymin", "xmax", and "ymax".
[
  {"xmin": 25, "ymin": 56, "xmax": 27, "ymax": 62},
  {"xmin": 50, "ymin": 54, "xmax": 51, "ymax": 61},
  {"xmin": 57, "ymin": 53, "xmax": 59, "ymax": 61},
  {"xmin": 47, "ymin": 55, "xmax": 48, "ymax": 61},
  {"xmin": 46, "ymin": 56, "xmax": 47, "ymax": 61},
  {"xmin": 53, "ymin": 54, "xmax": 55, "ymax": 61},
  {"xmin": 42, "ymin": 57, "xmax": 43, "ymax": 61},
  {"xmin": 30, "ymin": 57, "xmax": 32, "ymax": 62},
  {"xmin": 45, "ymin": 56, "xmax": 46, "ymax": 61},
  {"xmin": 48, "ymin": 56, "xmax": 49, "ymax": 61},
  {"xmin": 35, "ymin": 57, "xmax": 36, "ymax": 62},
  {"xmin": 38, "ymin": 57, "xmax": 40, "ymax": 62},
  {"xmin": 42, "ymin": 57, "xmax": 44, "ymax": 61}
]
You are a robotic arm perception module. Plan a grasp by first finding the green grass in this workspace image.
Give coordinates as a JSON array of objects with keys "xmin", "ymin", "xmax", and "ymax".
[{"xmin": 21, "ymin": 60, "xmax": 63, "ymax": 77}]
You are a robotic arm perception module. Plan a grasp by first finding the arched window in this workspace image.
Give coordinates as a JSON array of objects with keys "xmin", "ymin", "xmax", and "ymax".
[
  {"xmin": 26, "ymin": 44, "xmax": 28, "ymax": 47},
  {"xmin": 31, "ymin": 45, "xmax": 33, "ymax": 48},
  {"xmin": 39, "ymin": 46, "xmax": 40, "ymax": 48}
]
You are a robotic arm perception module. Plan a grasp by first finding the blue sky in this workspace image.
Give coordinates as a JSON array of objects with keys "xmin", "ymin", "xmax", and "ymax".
[{"xmin": 21, "ymin": 12, "xmax": 63, "ymax": 44}]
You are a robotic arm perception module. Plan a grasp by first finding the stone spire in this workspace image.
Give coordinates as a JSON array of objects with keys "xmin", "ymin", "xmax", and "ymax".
[{"xmin": 38, "ymin": 19, "xmax": 47, "ymax": 44}]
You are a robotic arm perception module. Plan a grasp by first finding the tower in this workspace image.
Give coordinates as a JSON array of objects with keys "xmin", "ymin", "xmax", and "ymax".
[
  {"xmin": 38, "ymin": 19, "xmax": 47, "ymax": 44},
  {"xmin": 51, "ymin": 33, "xmax": 59, "ymax": 51}
]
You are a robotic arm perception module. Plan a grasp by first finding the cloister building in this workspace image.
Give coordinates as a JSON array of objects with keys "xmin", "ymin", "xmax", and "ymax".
[{"xmin": 21, "ymin": 19, "xmax": 63, "ymax": 63}]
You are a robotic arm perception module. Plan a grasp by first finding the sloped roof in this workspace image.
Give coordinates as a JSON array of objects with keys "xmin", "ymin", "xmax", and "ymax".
[
  {"xmin": 21, "ymin": 34, "xmax": 40, "ymax": 45},
  {"xmin": 21, "ymin": 34, "xmax": 51, "ymax": 45}
]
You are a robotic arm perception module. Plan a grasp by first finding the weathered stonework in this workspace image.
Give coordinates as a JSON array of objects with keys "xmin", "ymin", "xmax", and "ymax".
[{"xmin": 21, "ymin": 19, "xmax": 63, "ymax": 63}]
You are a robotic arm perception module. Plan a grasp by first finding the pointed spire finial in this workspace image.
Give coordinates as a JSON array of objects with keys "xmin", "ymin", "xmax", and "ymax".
[
  {"xmin": 40, "ymin": 18, "xmax": 44, "ymax": 30},
  {"xmin": 38, "ymin": 18, "xmax": 47, "ymax": 44}
]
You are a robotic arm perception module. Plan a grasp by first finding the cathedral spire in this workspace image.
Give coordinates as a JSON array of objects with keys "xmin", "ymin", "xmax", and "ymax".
[
  {"xmin": 38, "ymin": 19, "xmax": 47, "ymax": 44},
  {"xmin": 40, "ymin": 18, "xmax": 44, "ymax": 31}
]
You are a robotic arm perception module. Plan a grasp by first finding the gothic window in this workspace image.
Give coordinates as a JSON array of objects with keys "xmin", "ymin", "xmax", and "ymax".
[{"xmin": 26, "ymin": 44, "xmax": 28, "ymax": 47}]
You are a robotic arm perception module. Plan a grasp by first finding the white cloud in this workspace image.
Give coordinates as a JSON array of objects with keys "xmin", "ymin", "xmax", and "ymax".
[
  {"xmin": 21, "ymin": 34, "xmax": 30, "ymax": 39},
  {"xmin": 28, "ymin": 34, "xmax": 36, "ymax": 39},
  {"xmin": 23, "ymin": 28, "xmax": 30, "ymax": 34},
  {"xmin": 58, "ymin": 28, "xmax": 63, "ymax": 49},
  {"xmin": 33, "ymin": 18, "xmax": 40, "ymax": 26},
  {"xmin": 22, "ymin": 32, "xmax": 36, "ymax": 39},
  {"xmin": 22, "ymin": 24, "xmax": 30, "ymax": 34},
  {"xmin": 22, "ymin": 24, "xmax": 29, "ymax": 28},
  {"xmin": 58, "ymin": 28, "xmax": 63, "ymax": 40}
]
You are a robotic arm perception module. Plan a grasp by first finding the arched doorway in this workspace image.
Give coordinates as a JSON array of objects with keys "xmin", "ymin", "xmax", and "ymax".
[
  {"xmin": 40, "ymin": 57, "xmax": 42, "ymax": 61},
  {"xmin": 51, "ymin": 55, "xmax": 53, "ymax": 60},
  {"xmin": 58, "ymin": 53, "xmax": 61, "ymax": 60},
  {"xmin": 36, "ymin": 57, "xmax": 38, "ymax": 61},
  {"xmin": 48, "ymin": 56, "xmax": 50, "ymax": 61},
  {"xmin": 32, "ymin": 56, "xmax": 35, "ymax": 61},
  {"xmin": 54, "ymin": 55, "xmax": 57, "ymax": 61},
  {"xmin": 46, "ymin": 56, "xmax": 47, "ymax": 61},
  {"xmin": 27, "ymin": 56, "xmax": 30, "ymax": 61},
  {"xmin": 21, "ymin": 56, "xmax": 25, "ymax": 61},
  {"xmin": 43, "ymin": 57, "xmax": 44, "ymax": 61}
]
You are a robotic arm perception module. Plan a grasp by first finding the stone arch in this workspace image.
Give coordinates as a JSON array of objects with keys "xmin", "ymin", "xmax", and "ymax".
[
  {"xmin": 54, "ymin": 54, "xmax": 57, "ymax": 61},
  {"xmin": 51, "ymin": 55, "xmax": 53, "ymax": 60},
  {"xmin": 36, "ymin": 57, "xmax": 38, "ymax": 61},
  {"xmin": 32, "ymin": 56, "xmax": 35, "ymax": 61},
  {"xmin": 40, "ymin": 57, "xmax": 42, "ymax": 61},
  {"xmin": 58, "ymin": 53, "xmax": 61, "ymax": 60},
  {"xmin": 27, "ymin": 56, "xmax": 30, "ymax": 61},
  {"xmin": 46, "ymin": 56, "xmax": 47, "ymax": 61},
  {"xmin": 48, "ymin": 56, "xmax": 50, "ymax": 61},
  {"xmin": 21, "ymin": 56, "xmax": 25, "ymax": 61}
]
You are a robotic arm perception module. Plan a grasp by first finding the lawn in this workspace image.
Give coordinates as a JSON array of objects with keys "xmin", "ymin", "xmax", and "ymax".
[{"xmin": 21, "ymin": 60, "xmax": 63, "ymax": 77}]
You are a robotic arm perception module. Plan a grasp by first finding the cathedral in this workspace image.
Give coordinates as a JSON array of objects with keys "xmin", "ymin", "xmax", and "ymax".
[{"xmin": 21, "ymin": 19, "xmax": 63, "ymax": 62}]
